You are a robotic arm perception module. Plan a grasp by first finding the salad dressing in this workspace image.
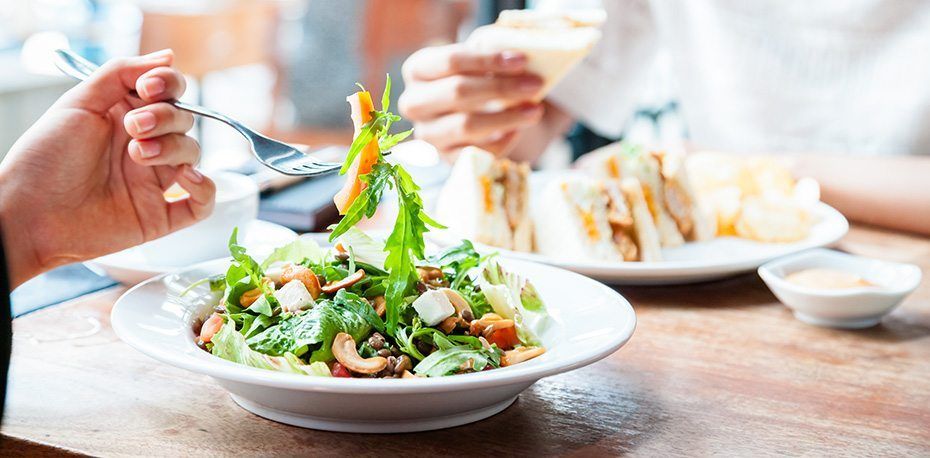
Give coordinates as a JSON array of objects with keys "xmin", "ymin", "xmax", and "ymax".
[{"xmin": 784, "ymin": 268, "xmax": 876, "ymax": 290}]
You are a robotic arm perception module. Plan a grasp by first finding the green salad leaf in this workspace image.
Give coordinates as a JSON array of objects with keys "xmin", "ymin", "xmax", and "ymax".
[
  {"xmin": 413, "ymin": 344, "xmax": 502, "ymax": 377},
  {"xmin": 477, "ymin": 259, "xmax": 552, "ymax": 346},
  {"xmin": 261, "ymin": 237, "xmax": 325, "ymax": 269},
  {"xmin": 211, "ymin": 319, "xmax": 322, "ymax": 376},
  {"xmin": 245, "ymin": 290, "xmax": 380, "ymax": 362},
  {"xmin": 328, "ymin": 75, "xmax": 443, "ymax": 337}
]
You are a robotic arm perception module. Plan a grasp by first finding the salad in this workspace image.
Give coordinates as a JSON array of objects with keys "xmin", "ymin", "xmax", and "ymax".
[{"xmin": 189, "ymin": 77, "xmax": 551, "ymax": 378}]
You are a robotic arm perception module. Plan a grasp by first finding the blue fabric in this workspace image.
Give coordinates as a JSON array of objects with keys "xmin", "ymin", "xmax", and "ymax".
[{"xmin": 10, "ymin": 263, "xmax": 116, "ymax": 318}]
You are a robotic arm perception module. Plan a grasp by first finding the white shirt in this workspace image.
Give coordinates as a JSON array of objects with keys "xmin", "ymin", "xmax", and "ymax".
[{"xmin": 548, "ymin": 0, "xmax": 930, "ymax": 155}]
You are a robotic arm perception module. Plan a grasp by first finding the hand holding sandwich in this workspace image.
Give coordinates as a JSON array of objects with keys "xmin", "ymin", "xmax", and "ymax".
[{"xmin": 399, "ymin": 44, "xmax": 545, "ymax": 157}]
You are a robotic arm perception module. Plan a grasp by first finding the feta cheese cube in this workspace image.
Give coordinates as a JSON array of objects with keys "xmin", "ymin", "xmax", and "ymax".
[
  {"xmin": 275, "ymin": 279, "xmax": 315, "ymax": 313},
  {"xmin": 264, "ymin": 261, "xmax": 288, "ymax": 285},
  {"xmin": 412, "ymin": 289, "xmax": 455, "ymax": 326}
]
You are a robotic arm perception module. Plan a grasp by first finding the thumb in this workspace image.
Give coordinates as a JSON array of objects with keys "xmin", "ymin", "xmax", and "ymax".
[{"xmin": 56, "ymin": 49, "xmax": 175, "ymax": 114}]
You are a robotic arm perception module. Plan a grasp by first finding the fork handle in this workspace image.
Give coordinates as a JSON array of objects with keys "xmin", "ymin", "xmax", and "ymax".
[{"xmin": 53, "ymin": 49, "xmax": 257, "ymax": 139}]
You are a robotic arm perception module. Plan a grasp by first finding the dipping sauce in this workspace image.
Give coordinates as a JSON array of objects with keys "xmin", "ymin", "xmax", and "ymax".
[{"xmin": 785, "ymin": 268, "xmax": 875, "ymax": 290}]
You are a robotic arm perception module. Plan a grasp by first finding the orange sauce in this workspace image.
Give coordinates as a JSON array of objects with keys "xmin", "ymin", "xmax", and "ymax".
[{"xmin": 785, "ymin": 268, "xmax": 875, "ymax": 290}]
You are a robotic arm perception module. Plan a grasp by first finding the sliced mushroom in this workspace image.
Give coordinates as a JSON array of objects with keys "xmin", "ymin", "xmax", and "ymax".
[
  {"xmin": 501, "ymin": 346, "xmax": 546, "ymax": 367},
  {"xmin": 331, "ymin": 332, "xmax": 387, "ymax": 374},
  {"xmin": 321, "ymin": 269, "xmax": 366, "ymax": 294},
  {"xmin": 371, "ymin": 296, "xmax": 386, "ymax": 317},
  {"xmin": 438, "ymin": 316, "xmax": 460, "ymax": 334},
  {"xmin": 440, "ymin": 288, "xmax": 472, "ymax": 321},
  {"xmin": 280, "ymin": 265, "xmax": 321, "ymax": 299},
  {"xmin": 416, "ymin": 266, "xmax": 446, "ymax": 286}
]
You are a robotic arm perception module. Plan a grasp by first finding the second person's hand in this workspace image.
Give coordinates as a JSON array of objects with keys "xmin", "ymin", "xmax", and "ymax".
[{"xmin": 399, "ymin": 44, "xmax": 545, "ymax": 157}]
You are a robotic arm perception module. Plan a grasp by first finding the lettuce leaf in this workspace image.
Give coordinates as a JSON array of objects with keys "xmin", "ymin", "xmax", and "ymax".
[
  {"xmin": 211, "ymin": 319, "xmax": 319, "ymax": 375},
  {"xmin": 335, "ymin": 227, "xmax": 388, "ymax": 270},
  {"xmin": 245, "ymin": 290, "xmax": 381, "ymax": 362},
  {"xmin": 260, "ymin": 236, "xmax": 325, "ymax": 269},
  {"xmin": 413, "ymin": 344, "xmax": 501, "ymax": 377},
  {"xmin": 476, "ymin": 259, "xmax": 551, "ymax": 346}
]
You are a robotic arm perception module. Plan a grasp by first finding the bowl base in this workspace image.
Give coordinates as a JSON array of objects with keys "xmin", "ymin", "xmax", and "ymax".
[
  {"xmin": 230, "ymin": 393, "xmax": 518, "ymax": 433},
  {"xmin": 793, "ymin": 311, "xmax": 881, "ymax": 329}
]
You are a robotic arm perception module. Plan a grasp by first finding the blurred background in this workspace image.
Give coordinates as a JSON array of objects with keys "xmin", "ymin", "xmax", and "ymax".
[{"xmin": 0, "ymin": 0, "xmax": 682, "ymax": 170}]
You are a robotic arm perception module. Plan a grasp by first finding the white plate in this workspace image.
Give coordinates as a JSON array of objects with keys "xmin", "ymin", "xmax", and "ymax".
[
  {"xmin": 428, "ymin": 172, "xmax": 849, "ymax": 285},
  {"xmin": 111, "ymin": 257, "xmax": 636, "ymax": 433},
  {"xmin": 87, "ymin": 220, "xmax": 297, "ymax": 285}
]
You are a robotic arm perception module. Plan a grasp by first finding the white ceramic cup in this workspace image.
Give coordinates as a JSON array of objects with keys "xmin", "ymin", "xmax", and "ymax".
[{"xmin": 136, "ymin": 171, "xmax": 259, "ymax": 267}]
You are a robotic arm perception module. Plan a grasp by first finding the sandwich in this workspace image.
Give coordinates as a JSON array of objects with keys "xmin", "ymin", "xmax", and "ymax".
[
  {"xmin": 466, "ymin": 9, "xmax": 605, "ymax": 102},
  {"xmin": 436, "ymin": 147, "xmax": 534, "ymax": 252},
  {"xmin": 534, "ymin": 175, "xmax": 662, "ymax": 263},
  {"xmin": 579, "ymin": 143, "xmax": 715, "ymax": 246}
]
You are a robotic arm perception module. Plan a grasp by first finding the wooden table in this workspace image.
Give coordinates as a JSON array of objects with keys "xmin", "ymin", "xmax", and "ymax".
[{"xmin": 2, "ymin": 225, "xmax": 929, "ymax": 456}]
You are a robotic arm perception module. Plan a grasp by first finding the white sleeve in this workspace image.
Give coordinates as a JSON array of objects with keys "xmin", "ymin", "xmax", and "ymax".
[{"xmin": 546, "ymin": 0, "xmax": 659, "ymax": 138}]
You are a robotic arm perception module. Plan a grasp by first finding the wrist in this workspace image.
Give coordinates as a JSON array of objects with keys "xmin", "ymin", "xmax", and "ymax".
[{"xmin": 0, "ymin": 191, "xmax": 43, "ymax": 289}]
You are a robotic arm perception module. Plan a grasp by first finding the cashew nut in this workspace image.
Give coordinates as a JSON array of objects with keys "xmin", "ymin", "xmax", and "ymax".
[
  {"xmin": 440, "ymin": 288, "xmax": 472, "ymax": 321},
  {"xmin": 321, "ymin": 269, "xmax": 366, "ymax": 294},
  {"xmin": 501, "ymin": 346, "xmax": 546, "ymax": 367},
  {"xmin": 331, "ymin": 332, "xmax": 387, "ymax": 374}
]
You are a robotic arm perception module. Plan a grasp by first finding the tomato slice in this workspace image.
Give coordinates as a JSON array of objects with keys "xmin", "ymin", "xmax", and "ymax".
[{"xmin": 485, "ymin": 326, "xmax": 519, "ymax": 350}]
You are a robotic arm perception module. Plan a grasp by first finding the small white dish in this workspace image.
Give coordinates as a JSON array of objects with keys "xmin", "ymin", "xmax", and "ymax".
[
  {"xmin": 111, "ymin": 257, "xmax": 636, "ymax": 433},
  {"xmin": 87, "ymin": 220, "xmax": 297, "ymax": 285},
  {"xmin": 758, "ymin": 249, "xmax": 922, "ymax": 329}
]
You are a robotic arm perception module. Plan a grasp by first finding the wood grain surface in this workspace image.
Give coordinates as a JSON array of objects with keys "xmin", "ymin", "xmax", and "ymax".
[{"xmin": 2, "ymin": 225, "xmax": 929, "ymax": 457}]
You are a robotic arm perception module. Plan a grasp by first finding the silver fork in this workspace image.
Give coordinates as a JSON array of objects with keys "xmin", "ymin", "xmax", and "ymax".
[{"xmin": 53, "ymin": 49, "xmax": 346, "ymax": 177}]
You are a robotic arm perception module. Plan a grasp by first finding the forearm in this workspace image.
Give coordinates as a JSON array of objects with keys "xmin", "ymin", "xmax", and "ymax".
[
  {"xmin": 791, "ymin": 154, "xmax": 930, "ymax": 236},
  {"xmin": 0, "ymin": 192, "xmax": 42, "ymax": 290},
  {"xmin": 509, "ymin": 102, "xmax": 574, "ymax": 164}
]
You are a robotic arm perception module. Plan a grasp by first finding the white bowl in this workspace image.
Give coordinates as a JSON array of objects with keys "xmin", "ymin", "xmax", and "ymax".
[
  {"xmin": 87, "ymin": 220, "xmax": 297, "ymax": 285},
  {"xmin": 758, "ymin": 249, "xmax": 922, "ymax": 329},
  {"xmin": 136, "ymin": 171, "xmax": 260, "ymax": 267},
  {"xmin": 111, "ymin": 257, "xmax": 636, "ymax": 433}
]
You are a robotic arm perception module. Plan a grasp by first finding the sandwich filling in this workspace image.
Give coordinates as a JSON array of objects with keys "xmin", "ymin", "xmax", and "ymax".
[{"xmin": 483, "ymin": 159, "xmax": 532, "ymax": 249}]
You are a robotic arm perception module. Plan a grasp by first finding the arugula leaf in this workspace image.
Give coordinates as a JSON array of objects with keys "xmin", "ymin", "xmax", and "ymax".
[
  {"xmin": 329, "ymin": 162, "xmax": 394, "ymax": 241},
  {"xmin": 328, "ymin": 75, "xmax": 444, "ymax": 337},
  {"xmin": 226, "ymin": 228, "xmax": 279, "ymax": 312}
]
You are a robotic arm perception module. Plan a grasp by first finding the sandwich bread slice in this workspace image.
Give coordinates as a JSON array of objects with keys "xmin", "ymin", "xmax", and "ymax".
[
  {"xmin": 580, "ymin": 143, "xmax": 687, "ymax": 247},
  {"xmin": 466, "ymin": 9, "xmax": 605, "ymax": 102},
  {"xmin": 535, "ymin": 175, "xmax": 662, "ymax": 263},
  {"xmin": 436, "ymin": 147, "xmax": 534, "ymax": 252}
]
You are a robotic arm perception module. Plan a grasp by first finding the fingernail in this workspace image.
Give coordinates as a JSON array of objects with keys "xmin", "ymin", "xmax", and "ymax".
[
  {"xmin": 137, "ymin": 140, "xmax": 161, "ymax": 158},
  {"xmin": 518, "ymin": 77, "xmax": 543, "ymax": 92},
  {"xmin": 143, "ymin": 49, "xmax": 173, "ymax": 60},
  {"xmin": 500, "ymin": 51, "xmax": 526, "ymax": 68},
  {"xmin": 141, "ymin": 77, "xmax": 166, "ymax": 98},
  {"xmin": 184, "ymin": 166, "xmax": 204, "ymax": 183},
  {"xmin": 128, "ymin": 111, "xmax": 157, "ymax": 133}
]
